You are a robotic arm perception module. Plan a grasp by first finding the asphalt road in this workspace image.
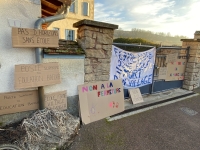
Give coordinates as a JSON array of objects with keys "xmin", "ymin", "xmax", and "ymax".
[{"xmin": 68, "ymin": 92, "xmax": 200, "ymax": 150}]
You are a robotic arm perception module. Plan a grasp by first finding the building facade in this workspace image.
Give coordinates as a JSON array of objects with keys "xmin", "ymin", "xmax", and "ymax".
[{"xmin": 48, "ymin": 0, "xmax": 94, "ymax": 40}]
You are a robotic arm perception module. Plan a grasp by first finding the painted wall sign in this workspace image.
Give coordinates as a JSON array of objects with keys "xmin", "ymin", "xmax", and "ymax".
[
  {"xmin": 78, "ymin": 79, "xmax": 124, "ymax": 125},
  {"xmin": 14, "ymin": 62, "xmax": 61, "ymax": 89},
  {"xmin": 0, "ymin": 90, "xmax": 39, "ymax": 115},
  {"xmin": 128, "ymin": 88, "xmax": 143, "ymax": 104},
  {"xmin": 110, "ymin": 45, "xmax": 156, "ymax": 89},
  {"xmin": 12, "ymin": 27, "xmax": 59, "ymax": 48},
  {"xmin": 165, "ymin": 58, "xmax": 186, "ymax": 81},
  {"xmin": 45, "ymin": 91, "xmax": 67, "ymax": 110}
]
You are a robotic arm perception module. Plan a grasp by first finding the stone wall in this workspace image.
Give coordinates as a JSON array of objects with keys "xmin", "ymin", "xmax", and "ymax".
[
  {"xmin": 73, "ymin": 20, "xmax": 118, "ymax": 83},
  {"xmin": 194, "ymin": 31, "xmax": 200, "ymax": 40},
  {"xmin": 182, "ymin": 39, "xmax": 200, "ymax": 90}
]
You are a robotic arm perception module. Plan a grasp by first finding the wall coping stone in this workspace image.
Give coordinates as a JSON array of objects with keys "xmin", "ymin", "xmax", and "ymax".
[
  {"xmin": 194, "ymin": 31, "xmax": 200, "ymax": 35},
  {"xmin": 73, "ymin": 19, "xmax": 118, "ymax": 29},
  {"xmin": 181, "ymin": 39, "xmax": 200, "ymax": 42}
]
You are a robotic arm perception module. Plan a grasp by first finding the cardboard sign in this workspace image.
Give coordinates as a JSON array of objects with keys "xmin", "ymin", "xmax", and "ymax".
[
  {"xmin": 166, "ymin": 53, "xmax": 178, "ymax": 63},
  {"xmin": 14, "ymin": 62, "xmax": 61, "ymax": 89},
  {"xmin": 128, "ymin": 88, "xmax": 143, "ymax": 104},
  {"xmin": 78, "ymin": 79, "xmax": 124, "ymax": 124},
  {"xmin": 158, "ymin": 67, "xmax": 167, "ymax": 79},
  {"xmin": 0, "ymin": 90, "xmax": 39, "ymax": 115},
  {"xmin": 45, "ymin": 91, "xmax": 67, "ymax": 110},
  {"xmin": 166, "ymin": 58, "xmax": 186, "ymax": 81},
  {"xmin": 12, "ymin": 27, "xmax": 59, "ymax": 48}
]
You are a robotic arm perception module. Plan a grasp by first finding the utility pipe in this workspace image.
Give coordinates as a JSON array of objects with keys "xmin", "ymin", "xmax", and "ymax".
[{"xmin": 34, "ymin": 2, "xmax": 70, "ymax": 110}]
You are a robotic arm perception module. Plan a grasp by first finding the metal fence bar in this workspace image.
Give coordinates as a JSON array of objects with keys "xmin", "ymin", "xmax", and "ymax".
[
  {"xmin": 150, "ymin": 46, "xmax": 190, "ymax": 94},
  {"xmin": 113, "ymin": 43, "xmax": 154, "ymax": 48}
]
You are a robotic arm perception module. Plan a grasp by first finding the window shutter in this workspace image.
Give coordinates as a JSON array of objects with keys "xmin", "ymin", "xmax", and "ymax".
[
  {"xmin": 75, "ymin": 0, "xmax": 78, "ymax": 14},
  {"xmin": 87, "ymin": 2, "xmax": 89, "ymax": 16},
  {"xmin": 82, "ymin": 2, "xmax": 89, "ymax": 16}
]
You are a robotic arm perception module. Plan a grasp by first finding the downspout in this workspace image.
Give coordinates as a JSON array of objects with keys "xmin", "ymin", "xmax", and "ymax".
[{"xmin": 34, "ymin": 4, "xmax": 69, "ymax": 110}]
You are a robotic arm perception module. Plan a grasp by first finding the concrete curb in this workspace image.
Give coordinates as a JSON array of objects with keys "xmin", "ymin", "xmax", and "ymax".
[{"xmin": 107, "ymin": 93, "xmax": 199, "ymax": 122}]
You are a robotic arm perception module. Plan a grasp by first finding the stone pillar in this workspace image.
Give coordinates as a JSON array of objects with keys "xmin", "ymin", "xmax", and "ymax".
[
  {"xmin": 182, "ymin": 38, "xmax": 200, "ymax": 90},
  {"xmin": 73, "ymin": 19, "xmax": 118, "ymax": 83}
]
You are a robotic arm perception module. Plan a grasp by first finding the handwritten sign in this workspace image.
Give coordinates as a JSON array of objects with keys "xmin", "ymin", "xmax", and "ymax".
[
  {"xmin": 78, "ymin": 79, "xmax": 124, "ymax": 124},
  {"xmin": 158, "ymin": 67, "xmax": 167, "ymax": 79},
  {"xmin": 45, "ymin": 91, "xmax": 67, "ymax": 110},
  {"xmin": 12, "ymin": 27, "xmax": 59, "ymax": 47},
  {"xmin": 0, "ymin": 90, "xmax": 39, "ymax": 115},
  {"xmin": 128, "ymin": 88, "xmax": 143, "ymax": 104},
  {"xmin": 166, "ymin": 53, "xmax": 178, "ymax": 63},
  {"xmin": 166, "ymin": 58, "xmax": 186, "ymax": 81},
  {"xmin": 14, "ymin": 62, "xmax": 61, "ymax": 89},
  {"xmin": 110, "ymin": 45, "xmax": 156, "ymax": 89}
]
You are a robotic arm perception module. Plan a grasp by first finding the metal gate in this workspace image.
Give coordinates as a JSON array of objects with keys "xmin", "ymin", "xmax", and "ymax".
[{"xmin": 112, "ymin": 43, "xmax": 190, "ymax": 97}]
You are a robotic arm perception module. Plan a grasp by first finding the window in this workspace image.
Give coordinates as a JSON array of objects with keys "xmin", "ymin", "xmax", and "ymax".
[
  {"xmin": 65, "ymin": 29, "xmax": 75, "ymax": 41},
  {"xmin": 82, "ymin": 2, "xmax": 89, "ymax": 16},
  {"xmin": 69, "ymin": 0, "xmax": 78, "ymax": 13},
  {"xmin": 69, "ymin": 2, "xmax": 75, "ymax": 13},
  {"xmin": 53, "ymin": 27, "xmax": 60, "ymax": 38}
]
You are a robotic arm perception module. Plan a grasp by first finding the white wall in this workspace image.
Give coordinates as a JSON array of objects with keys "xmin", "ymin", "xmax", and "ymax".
[
  {"xmin": 0, "ymin": 0, "xmax": 41, "ymax": 93},
  {"xmin": 43, "ymin": 58, "xmax": 84, "ymax": 97}
]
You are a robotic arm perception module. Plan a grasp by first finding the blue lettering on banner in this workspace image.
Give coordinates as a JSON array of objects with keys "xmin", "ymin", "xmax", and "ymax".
[{"xmin": 110, "ymin": 45, "xmax": 156, "ymax": 89}]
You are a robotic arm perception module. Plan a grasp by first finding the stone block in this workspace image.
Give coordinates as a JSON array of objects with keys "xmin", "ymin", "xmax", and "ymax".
[
  {"xmin": 78, "ymin": 25, "xmax": 99, "ymax": 32},
  {"xmin": 97, "ymin": 33, "xmax": 113, "ymax": 44},
  {"xmin": 186, "ymin": 62, "xmax": 196, "ymax": 68},
  {"xmin": 103, "ymin": 29, "xmax": 114, "ymax": 35},
  {"xmin": 90, "ymin": 58, "xmax": 99, "ymax": 63},
  {"xmin": 188, "ymin": 72, "xmax": 200, "ymax": 77},
  {"xmin": 194, "ymin": 35, "xmax": 200, "ymax": 39},
  {"xmin": 184, "ymin": 80, "xmax": 199, "ymax": 86},
  {"xmin": 92, "ymin": 32, "xmax": 97, "ymax": 39},
  {"xmin": 84, "ymin": 30, "xmax": 93, "ymax": 38},
  {"xmin": 84, "ymin": 66, "xmax": 93, "ymax": 73},
  {"xmin": 84, "ymin": 73, "xmax": 95, "ymax": 82},
  {"xmin": 103, "ymin": 34, "xmax": 113, "ymax": 44},
  {"xmin": 96, "ymin": 44, "xmax": 102, "ymax": 49},
  {"xmin": 182, "ymin": 84, "xmax": 194, "ymax": 91},
  {"xmin": 98, "ymin": 59, "xmax": 111, "ymax": 63},
  {"xmin": 105, "ymin": 50, "xmax": 112, "ymax": 58},
  {"xmin": 102, "ymin": 45, "xmax": 112, "ymax": 51},
  {"xmin": 189, "ymin": 49, "xmax": 200, "ymax": 55},
  {"xmin": 195, "ymin": 63, "xmax": 200, "ymax": 68},
  {"xmin": 84, "ymin": 37, "xmax": 95, "ymax": 48},
  {"xmin": 95, "ymin": 75, "xmax": 109, "ymax": 81},
  {"xmin": 96, "ymin": 32, "xmax": 103, "ymax": 44},
  {"xmin": 85, "ymin": 49, "xmax": 106, "ymax": 58},
  {"xmin": 185, "ymin": 67, "xmax": 199, "ymax": 73},
  {"xmin": 184, "ymin": 75, "xmax": 199, "ymax": 81},
  {"xmin": 84, "ymin": 58, "xmax": 90, "ymax": 66},
  {"xmin": 188, "ymin": 57, "xmax": 200, "ymax": 63},
  {"xmin": 182, "ymin": 41, "xmax": 200, "ymax": 47},
  {"xmin": 95, "ymin": 63, "xmax": 110, "ymax": 72}
]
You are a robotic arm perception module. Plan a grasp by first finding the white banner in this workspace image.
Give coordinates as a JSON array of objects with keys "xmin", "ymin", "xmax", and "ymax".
[{"xmin": 110, "ymin": 45, "xmax": 156, "ymax": 89}]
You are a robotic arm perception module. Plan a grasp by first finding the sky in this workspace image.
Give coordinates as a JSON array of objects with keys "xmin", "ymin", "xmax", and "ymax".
[{"xmin": 94, "ymin": 0, "xmax": 200, "ymax": 38}]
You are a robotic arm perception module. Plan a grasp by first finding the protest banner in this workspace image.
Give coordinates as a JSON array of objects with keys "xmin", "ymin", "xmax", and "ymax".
[{"xmin": 110, "ymin": 45, "xmax": 156, "ymax": 89}]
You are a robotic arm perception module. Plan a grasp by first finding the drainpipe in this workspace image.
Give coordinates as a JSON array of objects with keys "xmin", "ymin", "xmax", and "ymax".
[{"xmin": 34, "ymin": 4, "xmax": 69, "ymax": 110}]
